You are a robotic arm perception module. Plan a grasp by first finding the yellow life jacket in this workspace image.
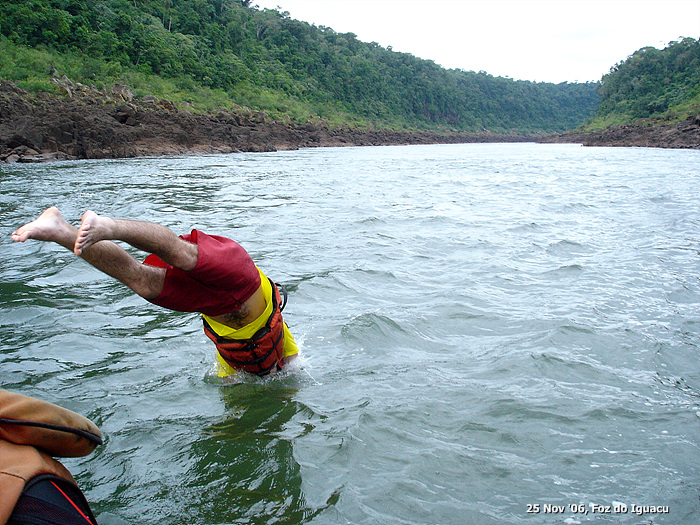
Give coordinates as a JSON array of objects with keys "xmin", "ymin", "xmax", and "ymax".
[{"xmin": 202, "ymin": 278, "xmax": 287, "ymax": 376}]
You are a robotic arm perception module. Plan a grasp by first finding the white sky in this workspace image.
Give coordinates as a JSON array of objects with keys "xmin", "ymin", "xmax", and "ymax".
[{"xmin": 252, "ymin": 0, "xmax": 700, "ymax": 83}]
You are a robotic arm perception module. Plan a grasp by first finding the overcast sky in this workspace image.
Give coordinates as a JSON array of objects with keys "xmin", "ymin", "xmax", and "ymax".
[{"xmin": 252, "ymin": 0, "xmax": 700, "ymax": 83}]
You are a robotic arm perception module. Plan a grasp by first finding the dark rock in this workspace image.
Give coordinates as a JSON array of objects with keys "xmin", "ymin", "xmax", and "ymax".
[
  {"xmin": 113, "ymin": 104, "xmax": 138, "ymax": 126},
  {"xmin": 540, "ymin": 115, "xmax": 700, "ymax": 150},
  {"xmin": 0, "ymin": 79, "xmax": 542, "ymax": 163}
]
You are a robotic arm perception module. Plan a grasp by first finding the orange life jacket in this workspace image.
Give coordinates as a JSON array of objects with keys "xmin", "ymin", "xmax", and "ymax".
[{"xmin": 202, "ymin": 279, "xmax": 287, "ymax": 376}]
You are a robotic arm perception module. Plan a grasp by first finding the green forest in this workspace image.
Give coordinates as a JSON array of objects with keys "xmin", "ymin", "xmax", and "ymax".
[
  {"xmin": 0, "ymin": 0, "xmax": 601, "ymax": 133},
  {"xmin": 588, "ymin": 37, "xmax": 700, "ymax": 128},
  {"xmin": 0, "ymin": 0, "xmax": 696, "ymax": 133}
]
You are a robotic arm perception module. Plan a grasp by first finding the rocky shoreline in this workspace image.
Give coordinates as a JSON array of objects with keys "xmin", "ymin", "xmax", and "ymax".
[
  {"xmin": 2, "ymin": 80, "xmax": 698, "ymax": 164},
  {"xmin": 0, "ymin": 81, "xmax": 534, "ymax": 164},
  {"xmin": 539, "ymin": 116, "xmax": 700, "ymax": 150}
]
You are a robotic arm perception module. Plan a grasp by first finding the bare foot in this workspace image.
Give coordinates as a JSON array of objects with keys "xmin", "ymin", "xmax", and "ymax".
[
  {"xmin": 11, "ymin": 207, "xmax": 75, "ymax": 245},
  {"xmin": 74, "ymin": 210, "xmax": 118, "ymax": 255}
]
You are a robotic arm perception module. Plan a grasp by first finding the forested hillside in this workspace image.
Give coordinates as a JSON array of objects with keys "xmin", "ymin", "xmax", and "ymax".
[
  {"xmin": 588, "ymin": 37, "xmax": 700, "ymax": 127},
  {"xmin": 0, "ymin": 0, "xmax": 600, "ymax": 132},
  {"xmin": 538, "ymin": 37, "xmax": 700, "ymax": 149}
]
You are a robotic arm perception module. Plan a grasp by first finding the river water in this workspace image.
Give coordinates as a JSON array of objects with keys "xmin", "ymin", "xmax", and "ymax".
[{"xmin": 1, "ymin": 143, "xmax": 699, "ymax": 524}]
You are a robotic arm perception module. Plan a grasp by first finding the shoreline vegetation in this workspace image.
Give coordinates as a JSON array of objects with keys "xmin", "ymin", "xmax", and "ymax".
[
  {"xmin": 0, "ymin": 79, "xmax": 539, "ymax": 164},
  {"xmin": 0, "ymin": 0, "xmax": 698, "ymax": 162},
  {"xmin": 1, "ymin": 77, "xmax": 698, "ymax": 165}
]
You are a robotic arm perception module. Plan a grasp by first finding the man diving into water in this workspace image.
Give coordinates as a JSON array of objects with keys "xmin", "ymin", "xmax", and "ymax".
[{"xmin": 11, "ymin": 207, "xmax": 298, "ymax": 377}]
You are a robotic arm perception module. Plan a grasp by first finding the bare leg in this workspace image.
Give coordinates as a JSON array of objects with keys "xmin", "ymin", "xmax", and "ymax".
[
  {"xmin": 75, "ymin": 210, "xmax": 198, "ymax": 271},
  {"xmin": 12, "ymin": 207, "xmax": 166, "ymax": 299}
]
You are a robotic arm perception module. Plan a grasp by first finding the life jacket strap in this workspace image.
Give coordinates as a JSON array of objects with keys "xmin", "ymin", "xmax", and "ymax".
[{"xmin": 276, "ymin": 283, "xmax": 288, "ymax": 312}]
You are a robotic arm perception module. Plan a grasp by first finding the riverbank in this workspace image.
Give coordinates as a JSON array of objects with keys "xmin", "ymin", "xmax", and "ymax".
[
  {"xmin": 540, "ymin": 115, "xmax": 700, "ymax": 150},
  {"xmin": 0, "ymin": 81, "xmax": 533, "ymax": 163},
  {"xmin": 5, "ymin": 80, "xmax": 697, "ymax": 164}
]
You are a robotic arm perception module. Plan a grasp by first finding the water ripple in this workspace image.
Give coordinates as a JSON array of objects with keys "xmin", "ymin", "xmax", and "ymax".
[{"xmin": 3, "ymin": 144, "xmax": 700, "ymax": 524}]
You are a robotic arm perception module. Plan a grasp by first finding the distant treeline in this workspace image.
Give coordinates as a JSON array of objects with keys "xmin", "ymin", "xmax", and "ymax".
[
  {"xmin": 592, "ymin": 37, "xmax": 700, "ymax": 126},
  {"xmin": 2, "ymin": 0, "xmax": 602, "ymax": 131}
]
